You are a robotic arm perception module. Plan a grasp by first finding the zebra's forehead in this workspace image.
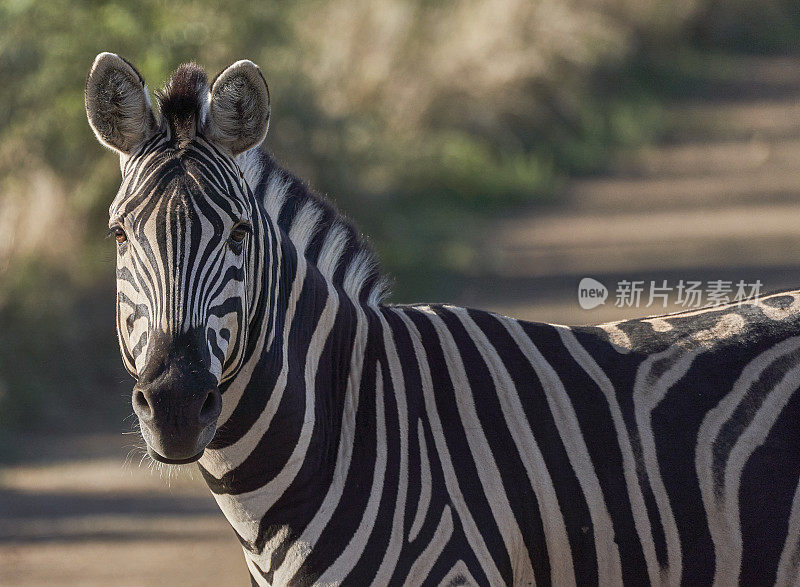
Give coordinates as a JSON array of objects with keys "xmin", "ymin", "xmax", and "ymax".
[{"xmin": 110, "ymin": 142, "xmax": 250, "ymax": 224}]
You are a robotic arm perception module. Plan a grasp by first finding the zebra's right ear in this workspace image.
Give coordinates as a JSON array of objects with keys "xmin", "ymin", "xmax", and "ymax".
[
  {"xmin": 205, "ymin": 60, "xmax": 270, "ymax": 156},
  {"xmin": 85, "ymin": 52, "xmax": 158, "ymax": 156}
]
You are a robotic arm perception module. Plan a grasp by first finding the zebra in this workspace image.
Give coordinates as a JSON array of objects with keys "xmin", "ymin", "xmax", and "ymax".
[{"xmin": 84, "ymin": 52, "xmax": 800, "ymax": 586}]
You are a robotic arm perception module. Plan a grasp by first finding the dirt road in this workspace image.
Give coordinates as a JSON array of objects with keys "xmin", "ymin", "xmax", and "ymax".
[
  {"xmin": 0, "ymin": 435, "xmax": 248, "ymax": 586},
  {"xmin": 457, "ymin": 56, "xmax": 800, "ymax": 325}
]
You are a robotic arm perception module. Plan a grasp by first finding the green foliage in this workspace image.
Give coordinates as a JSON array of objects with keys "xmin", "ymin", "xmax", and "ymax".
[
  {"xmin": 403, "ymin": 132, "xmax": 558, "ymax": 210},
  {"xmin": 692, "ymin": 0, "xmax": 800, "ymax": 54},
  {"xmin": 0, "ymin": 261, "xmax": 129, "ymax": 432}
]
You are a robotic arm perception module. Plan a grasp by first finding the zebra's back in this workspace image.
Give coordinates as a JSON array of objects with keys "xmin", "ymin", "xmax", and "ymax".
[{"xmin": 379, "ymin": 292, "xmax": 800, "ymax": 585}]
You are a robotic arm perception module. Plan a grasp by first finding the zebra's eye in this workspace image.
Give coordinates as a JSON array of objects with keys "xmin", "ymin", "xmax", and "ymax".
[
  {"xmin": 229, "ymin": 223, "xmax": 251, "ymax": 245},
  {"xmin": 109, "ymin": 226, "xmax": 127, "ymax": 244}
]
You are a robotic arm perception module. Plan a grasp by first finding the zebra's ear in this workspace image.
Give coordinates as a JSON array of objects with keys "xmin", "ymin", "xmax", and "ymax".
[
  {"xmin": 85, "ymin": 52, "xmax": 158, "ymax": 155},
  {"xmin": 205, "ymin": 60, "xmax": 270, "ymax": 156}
]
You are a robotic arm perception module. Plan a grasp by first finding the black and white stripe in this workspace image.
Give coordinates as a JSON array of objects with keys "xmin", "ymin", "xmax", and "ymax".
[
  {"xmin": 89, "ymin": 56, "xmax": 800, "ymax": 585},
  {"xmin": 112, "ymin": 135, "xmax": 268, "ymax": 383}
]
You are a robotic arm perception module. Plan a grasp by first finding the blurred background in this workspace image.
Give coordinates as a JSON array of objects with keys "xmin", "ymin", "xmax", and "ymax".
[{"xmin": 2, "ymin": 0, "xmax": 800, "ymax": 584}]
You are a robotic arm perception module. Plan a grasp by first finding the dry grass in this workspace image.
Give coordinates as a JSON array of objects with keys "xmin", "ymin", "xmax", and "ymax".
[
  {"xmin": 296, "ymin": 0, "xmax": 699, "ymax": 132},
  {"xmin": 0, "ymin": 168, "xmax": 79, "ymax": 274}
]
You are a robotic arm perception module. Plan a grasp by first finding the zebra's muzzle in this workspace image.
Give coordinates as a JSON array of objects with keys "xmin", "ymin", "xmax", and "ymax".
[
  {"xmin": 134, "ymin": 384, "xmax": 221, "ymax": 463},
  {"xmin": 131, "ymin": 329, "xmax": 223, "ymax": 463}
]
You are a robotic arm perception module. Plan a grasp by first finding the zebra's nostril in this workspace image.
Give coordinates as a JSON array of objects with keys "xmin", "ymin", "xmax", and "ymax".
[
  {"xmin": 133, "ymin": 390, "xmax": 152, "ymax": 419},
  {"xmin": 199, "ymin": 389, "xmax": 221, "ymax": 423}
]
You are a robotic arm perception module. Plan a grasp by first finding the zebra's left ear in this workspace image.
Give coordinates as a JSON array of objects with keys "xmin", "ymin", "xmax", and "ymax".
[{"xmin": 205, "ymin": 60, "xmax": 270, "ymax": 156}]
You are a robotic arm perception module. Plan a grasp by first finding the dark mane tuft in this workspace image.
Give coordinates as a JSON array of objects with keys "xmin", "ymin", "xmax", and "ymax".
[{"xmin": 156, "ymin": 63, "xmax": 208, "ymax": 148}]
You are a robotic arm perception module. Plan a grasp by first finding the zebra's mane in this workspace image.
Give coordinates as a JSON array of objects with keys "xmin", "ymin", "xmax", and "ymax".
[
  {"xmin": 156, "ymin": 63, "xmax": 209, "ymax": 149},
  {"xmin": 238, "ymin": 148, "xmax": 390, "ymax": 306}
]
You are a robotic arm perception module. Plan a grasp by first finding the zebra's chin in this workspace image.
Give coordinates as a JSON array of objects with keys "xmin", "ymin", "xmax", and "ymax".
[{"xmin": 138, "ymin": 412, "xmax": 219, "ymax": 466}]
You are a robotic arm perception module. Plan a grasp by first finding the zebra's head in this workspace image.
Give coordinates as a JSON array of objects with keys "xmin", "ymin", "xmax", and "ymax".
[{"xmin": 85, "ymin": 53, "xmax": 271, "ymax": 464}]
